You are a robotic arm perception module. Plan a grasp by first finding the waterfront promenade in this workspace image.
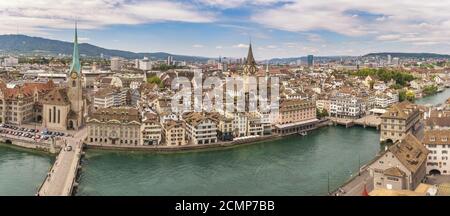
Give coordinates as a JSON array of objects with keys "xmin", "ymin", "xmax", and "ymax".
[{"xmin": 37, "ymin": 128, "xmax": 87, "ymax": 196}]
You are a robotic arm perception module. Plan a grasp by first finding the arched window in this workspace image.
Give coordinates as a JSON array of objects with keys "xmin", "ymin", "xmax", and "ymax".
[
  {"xmin": 53, "ymin": 106, "xmax": 56, "ymax": 123},
  {"xmin": 72, "ymin": 80, "xmax": 76, "ymax": 87}
]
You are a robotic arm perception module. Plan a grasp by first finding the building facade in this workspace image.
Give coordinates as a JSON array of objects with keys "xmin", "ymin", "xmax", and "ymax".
[
  {"xmin": 380, "ymin": 101, "xmax": 421, "ymax": 143},
  {"xmin": 368, "ymin": 134, "xmax": 428, "ymax": 191},
  {"xmin": 330, "ymin": 92, "xmax": 366, "ymax": 119},
  {"xmin": 275, "ymin": 99, "xmax": 318, "ymax": 135},
  {"xmin": 86, "ymin": 107, "xmax": 141, "ymax": 146},
  {"xmin": 423, "ymin": 130, "xmax": 450, "ymax": 175},
  {"xmin": 184, "ymin": 112, "xmax": 218, "ymax": 145},
  {"xmin": 163, "ymin": 120, "xmax": 186, "ymax": 146},
  {"xmin": 42, "ymin": 26, "xmax": 86, "ymax": 131}
]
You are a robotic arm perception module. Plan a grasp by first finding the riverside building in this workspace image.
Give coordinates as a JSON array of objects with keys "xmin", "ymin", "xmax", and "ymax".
[
  {"xmin": 86, "ymin": 107, "xmax": 141, "ymax": 146},
  {"xmin": 275, "ymin": 98, "xmax": 318, "ymax": 135},
  {"xmin": 423, "ymin": 130, "xmax": 450, "ymax": 175},
  {"xmin": 368, "ymin": 133, "xmax": 428, "ymax": 191},
  {"xmin": 380, "ymin": 101, "xmax": 421, "ymax": 143}
]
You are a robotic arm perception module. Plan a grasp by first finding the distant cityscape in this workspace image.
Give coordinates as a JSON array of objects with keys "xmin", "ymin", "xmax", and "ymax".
[{"xmin": 1, "ymin": 24, "xmax": 450, "ymax": 196}]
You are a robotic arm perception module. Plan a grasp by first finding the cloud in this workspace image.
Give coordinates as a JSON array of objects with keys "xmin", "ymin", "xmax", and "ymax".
[
  {"xmin": 233, "ymin": 43, "xmax": 249, "ymax": 48},
  {"xmin": 198, "ymin": 0, "xmax": 285, "ymax": 8},
  {"xmin": 215, "ymin": 45, "xmax": 223, "ymax": 49},
  {"xmin": 192, "ymin": 44, "xmax": 204, "ymax": 48},
  {"xmin": 252, "ymin": 0, "xmax": 450, "ymax": 46},
  {"xmin": 0, "ymin": 0, "xmax": 215, "ymax": 35}
]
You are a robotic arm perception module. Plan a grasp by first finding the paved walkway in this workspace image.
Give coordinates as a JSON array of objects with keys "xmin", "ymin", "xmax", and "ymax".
[
  {"xmin": 331, "ymin": 169, "xmax": 374, "ymax": 196},
  {"xmin": 37, "ymin": 128, "xmax": 87, "ymax": 196}
]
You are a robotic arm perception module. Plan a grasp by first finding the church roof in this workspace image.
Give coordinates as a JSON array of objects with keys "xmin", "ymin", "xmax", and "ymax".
[
  {"xmin": 246, "ymin": 43, "xmax": 256, "ymax": 66},
  {"xmin": 42, "ymin": 88, "xmax": 70, "ymax": 106},
  {"xmin": 69, "ymin": 23, "xmax": 81, "ymax": 74}
]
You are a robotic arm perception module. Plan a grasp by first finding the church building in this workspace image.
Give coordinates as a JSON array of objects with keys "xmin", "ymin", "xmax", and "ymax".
[{"xmin": 42, "ymin": 25, "xmax": 86, "ymax": 131}]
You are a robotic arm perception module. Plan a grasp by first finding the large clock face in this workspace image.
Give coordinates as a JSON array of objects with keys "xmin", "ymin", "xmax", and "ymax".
[{"xmin": 71, "ymin": 72, "xmax": 78, "ymax": 79}]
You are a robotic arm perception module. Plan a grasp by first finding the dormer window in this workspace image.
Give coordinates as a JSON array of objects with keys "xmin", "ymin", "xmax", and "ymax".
[
  {"xmin": 430, "ymin": 137, "xmax": 436, "ymax": 142},
  {"xmin": 443, "ymin": 137, "xmax": 448, "ymax": 142}
]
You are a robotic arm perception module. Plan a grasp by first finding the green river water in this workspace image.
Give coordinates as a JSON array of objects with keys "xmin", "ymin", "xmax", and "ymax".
[{"xmin": 0, "ymin": 88, "xmax": 449, "ymax": 195}]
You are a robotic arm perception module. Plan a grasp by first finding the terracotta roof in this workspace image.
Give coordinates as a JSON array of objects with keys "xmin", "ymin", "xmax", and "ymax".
[
  {"xmin": 423, "ymin": 130, "xmax": 450, "ymax": 145},
  {"xmin": 389, "ymin": 133, "xmax": 429, "ymax": 173},
  {"xmin": 94, "ymin": 88, "xmax": 115, "ymax": 98},
  {"xmin": 42, "ymin": 88, "xmax": 70, "ymax": 105},
  {"xmin": 164, "ymin": 119, "xmax": 185, "ymax": 130},
  {"xmin": 425, "ymin": 117, "xmax": 450, "ymax": 128},
  {"xmin": 382, "ymin": 101, "xmax": 419, "ymax": 119},
  {"xmin": 88, "ymin": 107, "xmax": 140, "ymax": 123},
  {"xmin": 0, "ymin": 81, "xmax": 54, "ymax": 100}
]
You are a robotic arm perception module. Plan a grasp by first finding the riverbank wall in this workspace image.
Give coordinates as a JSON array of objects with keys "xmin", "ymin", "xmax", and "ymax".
[
  {"xmin": 86, "ymin": 134, "xmax": 286, "ymax": 153},
  {"xmin": 0, "ymin": 135, "xmax": 59, "ymax": 154}
]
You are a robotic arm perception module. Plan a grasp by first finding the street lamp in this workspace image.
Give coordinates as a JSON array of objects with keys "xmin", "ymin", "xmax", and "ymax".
[
  {"xmin": 327, "ymin": 171, "xmax": 330, "ymax": 195},
  {"xmin": 358, "ymin": 154, "xmax": 361, "ymax": 176}
]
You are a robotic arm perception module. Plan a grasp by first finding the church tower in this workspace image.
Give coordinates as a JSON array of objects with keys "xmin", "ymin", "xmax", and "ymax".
[
  {"xmin": 67, "ymin": 23, "xmax": 84, "ymax": 129},
  {"xmin": 243, "ymin": 42, "xmax": 257, "ymax": 75}
]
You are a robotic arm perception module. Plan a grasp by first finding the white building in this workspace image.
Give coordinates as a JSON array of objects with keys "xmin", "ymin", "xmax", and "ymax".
[
  {"xmin": 2, "ymin": 56, "xmax": 19, "ymax": 67},
  {"xmin": 233, "ymin": 112, "xmax": 248, "ymax": 137},
  {"xmin": 141, "ymin": 113, "xmax": 162, "ymax": 145},
  {"xmin": 139, "ymin": 57, "xmax": 152, "ymax": 70},
  {"xmin": 110, "ymin": 57, "xmax": 123, "ymax": 71},
  {"xmin": 423, "ymin": 130, "xmax": 450, "ymax": 175},
  {"xmin": 93, "ymin": 87, "xmax": 128, "ymax": 109},
  {"xmin": 184, "ymin": 113, "xmax": 218, "ymax": 145},
  {"xmin": 330, "ymin": 92, "xmax": 366, "ymax": 118}
]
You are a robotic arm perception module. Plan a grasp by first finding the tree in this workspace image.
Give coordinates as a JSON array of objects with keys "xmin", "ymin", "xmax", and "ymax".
[
  {"xmin": 316, "ymin": 108, "xmax": 329, "ymax": 119},
  {"xmin": 423, "ymin": 85, "xmax": 438, "ymax": 96}
]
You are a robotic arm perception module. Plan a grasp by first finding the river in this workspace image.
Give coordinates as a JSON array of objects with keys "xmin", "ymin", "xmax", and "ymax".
[
  {"xmin": 77, "ymin": 127, "xmax": 381, "ymax": 195},
  {"xmin": 76, "ymin": 88, "xmax": 450, "ymax": 196},
  {"xmin": 0, "ymin": 145, "xmax": 53, "ymax": 195},
  {"xmin": 0, "ymin": 88, "xmax": 448, "ymax": 196}
]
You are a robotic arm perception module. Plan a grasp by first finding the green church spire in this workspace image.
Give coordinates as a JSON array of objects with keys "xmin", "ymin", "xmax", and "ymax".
[{"xmin": 69, "ymin": 22, "xmax": 81, "ymax": 74}]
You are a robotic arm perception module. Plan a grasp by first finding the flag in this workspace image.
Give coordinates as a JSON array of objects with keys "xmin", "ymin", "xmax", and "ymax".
[{"xmin": 362, "ymin": 184, "xmax": 369, "ymax": 196}]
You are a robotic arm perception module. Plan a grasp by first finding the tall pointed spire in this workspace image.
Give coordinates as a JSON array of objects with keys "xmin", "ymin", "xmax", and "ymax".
[
  {"xmin": 69, "ymin": 22, "xmax": 81, "ymax": 74},
  {"xmin": 246, "ymin": 42, "xmax": 256, "ymax": 65},
  {"xmin": 243, "ymin": 40, "xmax": 257, "ymax": 75}
]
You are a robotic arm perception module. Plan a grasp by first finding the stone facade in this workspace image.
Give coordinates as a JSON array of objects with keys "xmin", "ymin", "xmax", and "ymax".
[
  {"xmin": 86, "ymin": 107, "xmax": 141, "ymax": 146},
  {"xmin": 380, "ymin": 101, "xmax": 421, "ymax": 143},
  {"xmin": 423, "ymin": 130, "xmax": 450, "ymax": 175},
  {"xmin": 368, "ymin": 134, "xmax": 428, "ymax": 191}
]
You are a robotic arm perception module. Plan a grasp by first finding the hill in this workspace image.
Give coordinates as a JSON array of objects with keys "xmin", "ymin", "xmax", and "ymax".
[
  {"xmin": 0, "ymin": 34, "xmax": 209, "ymax": 62},
  {"xmin": 363, "ymin": 52, "xmax": 450, "ymax": 59}
]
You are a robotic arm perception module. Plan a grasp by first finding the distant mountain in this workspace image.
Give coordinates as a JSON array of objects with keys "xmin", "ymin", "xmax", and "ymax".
[
  {"xmin": 267, "ymin": 56, "xmax": 353, "ymax": 64},
  {"xmin": 363, "ymin": 52, "xmax": 450, "ymax": 59},
  {"xmin": 0, "ymin": 34, "xmax": 209, "ymax": 62}
]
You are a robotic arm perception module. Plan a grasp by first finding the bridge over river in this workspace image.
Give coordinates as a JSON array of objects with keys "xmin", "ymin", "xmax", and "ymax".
[{"xmin": 37, "ymin": 129, "xmax": 87, "ymax": 196}]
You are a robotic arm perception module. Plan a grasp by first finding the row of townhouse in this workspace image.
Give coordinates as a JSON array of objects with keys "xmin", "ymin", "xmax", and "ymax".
[
  {"xmin": 86, "ymin": 97, "xmax": 319, "ymax": 146},
  {"xmin": 330, "ymin": 92, "xmax": 366, "ymax": 119},
  {"xmin": 93, "ymin": 87, "xmax": 128, "ymax": 109}
]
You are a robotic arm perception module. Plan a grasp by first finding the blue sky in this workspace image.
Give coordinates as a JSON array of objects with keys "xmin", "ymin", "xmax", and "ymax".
[{"xmin": 1, "ymin": 0, "xmax": 450, "ymax": 59}]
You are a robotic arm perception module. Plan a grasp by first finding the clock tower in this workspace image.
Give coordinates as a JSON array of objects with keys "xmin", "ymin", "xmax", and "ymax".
[{"xmin": 67, "ymin": 23, "xmax": 84, "ymax": 129}]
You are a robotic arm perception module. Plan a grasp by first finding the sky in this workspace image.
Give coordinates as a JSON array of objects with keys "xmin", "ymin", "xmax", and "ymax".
[{"xmin": 1, "ymin": 0, "xmax": 450, "ymax": 59}]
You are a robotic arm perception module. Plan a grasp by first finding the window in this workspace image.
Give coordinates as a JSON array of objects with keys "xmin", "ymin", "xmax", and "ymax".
[
  {"xmin": 72, "ymin": 80, "xmax": 76, "ymax": 87},
  {"xmin": 387, "ymin": 177, "xmax": 399, "ymax": 181},
  {"xmin": 53, "ymin": 106, "xmax": 56, "ymax": 123},
  {"xmin": 57, "ymin": 109, "xmax": 60, "ymax": 124}
]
